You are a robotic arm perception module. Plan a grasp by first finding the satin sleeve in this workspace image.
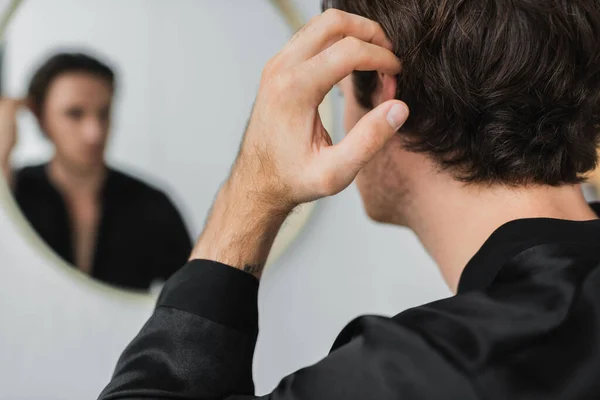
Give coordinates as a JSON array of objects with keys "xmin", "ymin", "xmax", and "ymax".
[{"xmin": 98, "ymin": 260, "xmax": 478, "ymax": 400}]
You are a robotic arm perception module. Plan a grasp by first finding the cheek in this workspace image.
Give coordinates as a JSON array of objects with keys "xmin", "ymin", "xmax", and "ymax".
[{"xmin": 44, "ymin": 114, "xmax": 78, "ymax": 146}]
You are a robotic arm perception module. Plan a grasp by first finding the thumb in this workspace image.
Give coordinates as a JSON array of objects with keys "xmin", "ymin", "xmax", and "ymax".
[{"xmin": 316, "ymin": 100, "xmax": 409, "ymax": 195}]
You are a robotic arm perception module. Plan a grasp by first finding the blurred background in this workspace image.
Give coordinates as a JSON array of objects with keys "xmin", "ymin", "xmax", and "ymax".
[{"xmin": 0, "ymin": 1, "xmax": 449, "ymax": 399}]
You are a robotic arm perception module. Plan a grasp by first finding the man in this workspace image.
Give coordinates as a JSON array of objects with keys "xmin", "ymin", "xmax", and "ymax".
[
  {"xmin": 99, "ymin": 1, "xmax": 600, "ymax": 398},
  {"xmin": 0, "ymin": 53, "xmax": 192, "ymax": 290}
]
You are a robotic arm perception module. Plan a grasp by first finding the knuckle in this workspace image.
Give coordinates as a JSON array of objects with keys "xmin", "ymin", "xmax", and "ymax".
[
  {"xmin": 327, "ymin": 37, "xmax": 363, "ymax": 66},
  {"xmin": 341, "ymin": 36, "xmax": 362, "ymax": 51},
  {"xmin": 316, "ymin": 171, "xmax": 339, "ymax": 196},
  {"xmin": 322, "ymin": 8, "xmax": 345, "ymax": 27},
  {"xmin": 373, "ymin": 21, "xmax": 385, "ymax": 34},
  {"xmin": 262, "ymin": 57, "xmax": 279, "ymax": 77},
  {"xmin": 289, "ymin": 23, "xmax": 308, "ymax": 45},
  {"xmin": 270, "ymin": 73, "xmax": 294, "ymax": 93},
  {"xmin": 306, "ymin": 13, "xmax": 321, "ymax": 27}
]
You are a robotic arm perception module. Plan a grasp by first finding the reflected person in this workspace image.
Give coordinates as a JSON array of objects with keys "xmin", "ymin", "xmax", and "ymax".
[{"xmin": 0, "ymin": 52, "xmax": 192, "ymax": 291}]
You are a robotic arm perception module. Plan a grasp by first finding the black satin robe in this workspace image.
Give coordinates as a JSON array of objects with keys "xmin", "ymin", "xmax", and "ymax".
[
  {"xmin": 99, "ymin": 217, "xmax": 600, "ymax": 399},
  {"xmin": 14, "ymin": 164, "xmax": 192, "ymax": 290}
]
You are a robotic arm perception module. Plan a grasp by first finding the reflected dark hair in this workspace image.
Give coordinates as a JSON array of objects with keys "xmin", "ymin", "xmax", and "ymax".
[
  {"xmin": 322, "ymin": 0, "xmax": 600, "ymax": 185},
  {"xmin": 27, "ymin": 52, "xmax": 115, "ymax": 117}
]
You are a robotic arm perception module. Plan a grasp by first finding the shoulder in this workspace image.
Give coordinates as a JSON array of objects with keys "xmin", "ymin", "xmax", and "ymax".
[
  {"xmin": 107, "ymin": 167, "xmax": 191, "ymax": 243},
  {"xmin": 13, "ymin": 163, "xmax": 52, "ymax": 196},
  {"xmin": 108, "ymin": 168, "xmax": 171, "ymax": 202},
  {"xmin": 14, "ymin": 163, "xmax": 48, "ymax": 185},
  {"xmin": 325, "ymin": 314, "xmax": 479, "ymax": 399},
  {"xmin": 107, "ymin": 167, "xmax": 184, "ymax": 218}
]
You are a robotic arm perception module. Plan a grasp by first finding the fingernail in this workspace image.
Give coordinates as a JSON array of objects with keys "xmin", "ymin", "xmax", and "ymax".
[{"xmin": 386, "ymin": 103, "xmax": 408, "ymax": 130}]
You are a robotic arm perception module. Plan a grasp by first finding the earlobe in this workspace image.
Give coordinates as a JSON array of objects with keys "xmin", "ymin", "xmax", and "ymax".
[{"xmin": 373, "ymin": 72, "xmax": 398, "ymax": 106}]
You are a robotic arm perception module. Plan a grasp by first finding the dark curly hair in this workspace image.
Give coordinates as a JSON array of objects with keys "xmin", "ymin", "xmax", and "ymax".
[
  {"xmin": 27, "ymin": 52, "xmax": 115, "ymax": 118},
  {"xmin": 322, "ymin": 0, "xmax": 600, "ymax": 185}
]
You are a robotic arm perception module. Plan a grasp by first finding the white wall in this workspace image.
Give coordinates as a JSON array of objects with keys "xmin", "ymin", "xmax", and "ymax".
[{"xmin": 0, "ymin": 1, "xmax": 450, "ymax": 399}]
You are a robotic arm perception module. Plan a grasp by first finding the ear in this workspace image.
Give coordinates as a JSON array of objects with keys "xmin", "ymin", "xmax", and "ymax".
[{"xmin": 372, "ymin": 73, "xmax": 398, "ymax": 107}]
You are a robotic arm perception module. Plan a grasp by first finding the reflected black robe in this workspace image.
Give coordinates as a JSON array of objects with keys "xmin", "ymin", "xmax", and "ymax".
[
  {"xmin": 14, "ymin": 164, "xmax": 193, "ymax": 291},
  {"xmin": 99, "ymin": 215, "xmax": 600, "ymax": 399}
]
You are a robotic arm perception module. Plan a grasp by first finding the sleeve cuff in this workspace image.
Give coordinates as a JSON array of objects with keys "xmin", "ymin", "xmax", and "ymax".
[{"xmin": 157, "ymin": 259, "xmax": 259, "ymax": 334}]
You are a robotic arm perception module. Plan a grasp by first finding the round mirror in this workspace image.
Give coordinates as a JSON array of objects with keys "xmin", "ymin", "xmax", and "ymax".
[{"xmin": 0, "ymin": 0, "xmax": 334, "ymax": 294}]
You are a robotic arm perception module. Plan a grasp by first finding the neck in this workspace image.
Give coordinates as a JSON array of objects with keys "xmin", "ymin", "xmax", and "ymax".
[
  {"xmin": 48, "ymin": 157, "xmax": 107, "ymax": 197},
  {"xmin": 404, "ymin": 173, "xmax": 597, "ymax": 293}
]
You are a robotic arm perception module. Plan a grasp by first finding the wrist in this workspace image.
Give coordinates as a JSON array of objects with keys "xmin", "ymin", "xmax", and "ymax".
[
  {"xmin": 228, "ymin": 150, "xmax": 299, "ymax": 213},
  {"xmin": 231, "ymin": 168, "xmax": 299, "ymax": 212},
  {"xmin": 190, "ymin": 177, "xmax": 291, "ymax": 278}
]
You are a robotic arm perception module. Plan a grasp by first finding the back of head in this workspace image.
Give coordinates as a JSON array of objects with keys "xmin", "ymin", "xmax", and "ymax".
[
  {"xmin": 27, "ymin": 52, "xmax": 115, "ymax": 118},
  {"xmin": 323, "ymin": 0, "xmax": 600, "ymax": 186}
]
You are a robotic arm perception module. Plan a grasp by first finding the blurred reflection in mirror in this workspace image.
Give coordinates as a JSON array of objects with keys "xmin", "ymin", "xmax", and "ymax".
[
  {"xmin": 0, "ymin": 53, "xmax": 192, "ymax": 291},
  {"xmin": 0, "ymin": 0, "xmax": 316, "ymax": 293}
]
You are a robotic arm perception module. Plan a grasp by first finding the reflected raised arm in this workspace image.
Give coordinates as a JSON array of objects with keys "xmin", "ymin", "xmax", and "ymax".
[{"xmin": 0, "ymin": 98, "xmax": 27, "ymax": 186}]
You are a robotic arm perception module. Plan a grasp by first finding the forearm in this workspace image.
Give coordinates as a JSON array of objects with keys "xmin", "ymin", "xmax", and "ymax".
[
  {"xmin": 190, "ymin": 174, "xmax": 291, "ymax": 278},
  {"xmin": 0, "ymin": 98, "xmax": 22, "ymax": 186}
]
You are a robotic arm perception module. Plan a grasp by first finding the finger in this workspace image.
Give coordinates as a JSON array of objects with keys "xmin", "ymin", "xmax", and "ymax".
[
  {"xmin": 0, "ymin": 98, "xmax": 26, "ymax": 108},
  {"xmin": 315, "ymin": 101, "xmax": 409, "ymax": 195},
  {"xmin": 281, "ymin": 9, "xmax": 393, "ymax": 64},
  {"xmin": 298, "ymin": 37, "xmax": 401, "ymax": 102}
]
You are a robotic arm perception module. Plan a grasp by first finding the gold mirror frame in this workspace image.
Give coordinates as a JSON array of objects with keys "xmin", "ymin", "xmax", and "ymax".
[{"xmin": 0, "ymin": 0, "xmax": 334, "ymax": 301}]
